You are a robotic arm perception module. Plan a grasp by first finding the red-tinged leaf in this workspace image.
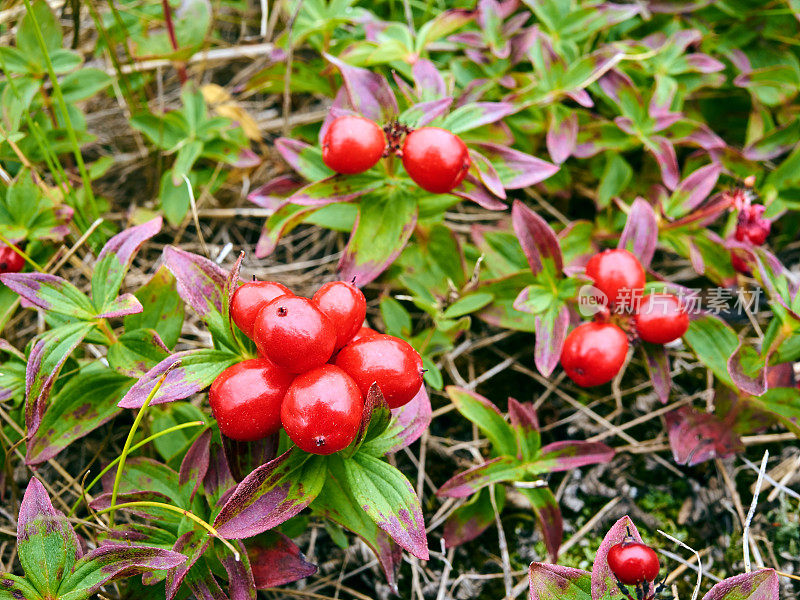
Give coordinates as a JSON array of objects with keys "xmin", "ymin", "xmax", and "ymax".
[
  {"xmin": 470, "ymin": 150, "xmax": 507, "ymax": 199},
  {"xmin": 324, "ymin": 53, "xmax": 398, "ymax": 122},
  {"xmin": 248, "ymin": 532, "xmax": 318, "ymax": 589},
  {"xmin": 529, "ymin": 562, "xmax": 591, "ymax": 600},
  {"xmin": 437, "ymin": 456, "xmax": 530, "ymax": 498},
  {"xmin": 0, "ymin": 272, "xmax": 95, "ymax": 318},
  {"xmin": 520, "ymin": 486, "xmax": 563, "ymax": 562},
  {"xmin": 640, "ymin": 342, "xmax": 671, "ymax": 404},
  {"xmin": 166, "ymin": 530, "xmax": 210, "ymax": 600},
  {"xmin": 547, "ymin": 110, "xmax": 578, "ymax": 165},
  {"xmin": 90, "ymin": 490, "xmax": 177, "ymax": 520},
  {"xmin": 289, "ymin": 174, "xmax": 383, "ymax": 207},
  {"xmin": 442, "ymin": 101, "xmax": 516, "ymax": 134},
  {"xmin": 0, "ymin": 574, "xmax": 40, "ymax": 599},
  {"xmin": 274, "ymin": 138, "xmax": 332, "ymax": 181},
  {"xmin": 222, "ymin": 433, "xmax": 280, "ymax": 484},
  {"xmin": 665, "ymin": 163, "xmax": 722, "ymax": 218},
  {"xmin": 728, "ymin": 341, "xmax": 767, "ymax": 397},
  {"xmin": 534, "ymin": 304, "xmax": 569, "ymax": 377},
  {"xmin": 163, "ymin": 246, "xmax": 226, "ymax": 318},
  {"xmin": 598, "ymin": 69, "xmax": 638, "ymax": 106},
  {"xmin": 213, "ymin": 449, "xmax": 327, "ymax": 539},
  {"xmin": 255, "ymin": 203, "xmax": 320, "ymax": 259},
  {"xmin": 27, "ymin": 363, "xmax": 132, "ymax": 465},
  {"xmin": 185, "ymin": 568, "xmax": 228, "ymax": 600},
  {"xmin": 701, "ymin": 569, "xmax": 779, "ymax": 600},
  {"xmin": 248, "ymin": 175, "xmax": 304, "ymax": 210},
  {"xmin": 117, "ymin": 349, "xmax": 238, "ymax": 408},
  {"xmin": 535, "ymin": 441, "xmax": 614, "ymax": 473},
  {"xmin": 676, "ymin": 120, "xmax": 727, "ymax": 151},
  {"xmin": 618, "ymin": 198, "xmax": 658, "ymax": 269},
  {"xmin": 512, "ymin": 200, "xmax": 564, "ymax": 276},
  {"xmin": 665, "ymin": 406, "xmax": 743, "ymax": 466},
  {"xmin": 648, "ymin": 136, "xmax": 680, "ymax": 190},
  {"xmin": 743, "ymin": 121, "xmax": 800, "ymax": 161},
  {"xmin": 417, "ymin": 8, "xmax": 474, "ymax": 49},
  {"xmin": 365, "ymin": 385, "xmax": 433, "ymax": 456},
  {"xmin": 220, "ymin": 541, "xmax": 256, "ymax": 600},
  {"xmin": 685, "ymin": 53, "xmax": 725, "ymax": 73},
  {"xmin": 59, "ymin": 545, "xmax": 187, "ymax": 600},
  {"xmin": 204, "ymin": 441, "xmax": 237, "ymax": 508},
  {"xmin": 312, "ymin": 460, "xmax": 403, "ymax": 592},
  {"xmin": 92, "ymin": 217, "xmax": 162, "ymax": 310},
  {"xmin": 447, "ymin": 386, "xmax": 518, "ymax": 456},
  {"xmin": 568, "ymin": 89, "xmax": 593, "ymax": 107},
  {"xmin": 509, "ymin": 397, "xmax": 539, "ymax": 431},
  {"xmin": 412, "ymin": 59, "xmax": 447, "ymax": 100},
  {"xmin": 400, "ymin": 97, "xmax": 454, "ymax": 128},
  {"xmin": 474, "ymin": 142, "xmax": 559, "ymax": 188},
  {"xmin": 337, "ymin": 191, "xmax": 417, "ymax": 287},
  {"xmin": 592, "ymin": 516, "xmax": 646, "ymax": 600},
  {"xmin": 95, "ymin": 293, "xmax": 143, "ymax": 319},
  {"xmin": 342, "ymin": 452, "xmax": 429, "ymax": 560},
  {"xmin": 452, "ymin": 175, "xmax": 508, "ymax": 210},
  {"xmin": 180, "ymin": 429, "xmax": 212, "ymax": 500},
  {"xmin": 25, "ymin": 322, "xmax": 95, "ymax": 437},
  {"xmin": 17, "ymin": 477, "xmax": 80, "ymax": 597},
  {"xmin": 442, "ymin": 486, "xmax": 504, "ymax": 548}
]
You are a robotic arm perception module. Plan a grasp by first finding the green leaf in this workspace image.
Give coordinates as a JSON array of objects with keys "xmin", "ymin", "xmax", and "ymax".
[
  {"xmin": 442, "ymin": 293, "xmax": 494, "ymax": 319},
  {"xmin": 380, "ymin": 297, "xmax": 412, "ymax": 338},
  {"xmin": 125, "ymin": 266, "xmax": 184, "ymax": 349},
  {"xmin": 48, "ymin": 49, "xmax": 83, "ymax": 74},
  {"xmin": 0, "ymin": 574, "xmax": 41, "ymax": 600},
  {"xmin": 26, "ymin": 363, "xmax": 133, "ymax": 465},
  {"xmin": 151, "ymin": 403, "xmax": 208, "ymax": 463},
  {"xmin": 107, "ymin": 329, "xmax": 171, "ymax": 376},
  {"xmin": 171, "ymin": 140, "xmax": 204, "ymax": 185},
  {"xmin": 446, "ymin": 387, "xmax": 517, "ymax": 456},
  {"xmin": 528, "ymin": 562, "xmax": 591, "ymax": 600},
  {"xmin": 597, "ymin": 153, "xmax": 632, "ymax": 208},
  {"xmin": 130, "ymin": 113, "xmax": 187, "ymax": 151},
  {"xmin": 437, "ymin": 456, "xmax": 531, "ymax": 498},
  {"xmin": 442, "ymin": 486, "xmax": 505, "ymax": 548},
  {"xmin": 60, "ymin": 68, "xmax": 113, "ymax": 103},
  {"xmin": 343, "ymin": 452, "xmax": 428, "ymax": 559},
  {"xmin": 17, "ymin": 1, "xmax": 62, "ymax": 66},
  {"xmin": 750, "ymin": 388, "xmax": 800, "ymax": 438},
  {"xmin": 683, "ymin": 315, "xmax": 739, "ymax": 388},
  {"xmin": 1, "ymin": 273, "xmax": 96, "ymax": 319}
]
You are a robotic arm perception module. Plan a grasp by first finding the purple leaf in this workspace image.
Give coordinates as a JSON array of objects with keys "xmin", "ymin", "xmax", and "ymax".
[
  {"xmin": 62, "ymin": 545, "xmax": 187, "ymax": 598},
  {"xmin": 0, "ymin": 272, "xmax": 94, "ymax": 318},
  {"xmin": 452, "ymin": 175, "xmax": 508, "ymax": 210},
  {"xmin": 95, "ymin": 293, "xmax": 143, "ymax": 319},
  {"xmin": 546, "ymin": 110, "xmax": 578, "ymax": 165},
  {"xmin": 163, "ymin": 246, "xmax": 227, "ymax": 318},
  {"xmin": 180, "ymin": 429, "xmax": 212, "ymax": 501},
  {"xmin": 728, "ymin": 341, "xmax": 767, "ymax": 397},
  {"xmin": 289, "ymin": 174, "xmax": 383, "ymax": 207},
  {"xmin": 371, "ymin": 386, "xmax": 432, "ymax": 455},
  {"xmin": 522, "ymin": 487, "xmax": 563, "ymax": 562},
  {"xmin": 700, "ymin": 569, "xmax": 779, "ymax": 600},
  {"xmin": 221, "ymin": 541, "xmax": 256, "ymax": 600},
  {"xmin": 117, "ymin": 349, "xmax": 238, "ymax": 409},
  {"xmin": 442, "ymin": 486, "xmax": 502, "ymax": 548},
  {"xmin": 469, "ymin": 150, "xmax": 507, "ymax": 199},
  {"xmin": 618, "ymin": 197, "xmax": 658, "ymax": 268},
  {"xmin": 324, "ymin": 53, "xmax": 398, "ymax": 122},
  {"xmin": 248, "ymin": 175, "xmax": 304, "ymax": 210},
  {"xmin": 641, "ymin": 342, "xmax": 671, "ymax": 404},
  {"xmin": 508, "ymin": 397, "xmax": 539, "ymax": 432},
  {"xmin": 511, "ymin": 200, "xmax": 564, "ymax": 276},
  {"xmin": 186, "ymin": 569, "xmax": 228, "ymax": 600},
  {"xmin": 667, "ymin": 163, "xmax": 722, "ymax": 217},
  {"xmin": 225, "ymin": 251, "xmax": 244, "ymax": 339},
  {"xmin": 167, "ymin": 530, "xmax": 210, "ymax": 600},
  {"xmin": 256, "ymin": 203, "xmax": 320, "ymax": 259},
  {"xmin": 17, "ymin": 477, "xmax": 80, "ymax": 597},
  {"xmin": 412, "ymin": 59, "xmax": 447, "ymax": 99},
  {"xmin": 568, "ymin": 89, "xmax": 594, "ymax": 107},
  {"xmin": 534, "ymin": 304, "xmax": 569, "ymax": 377},
  {"xmin": 474, "ymin": 142, "xmax": 559, "ymax": 188},
  {"xmin": 214, "ymin": 449, "xmax": 326, "ymax": 539},
  {"xmin": 222, "ymin": 433, "xmax": 280, "ymax": 484},
  {"xmin": 743, "ymin": 121, "xmax": 800, "ymax": 161},
  {"xmin": 437, "ymin": 456, "xmax": 530, "ymax": 498},
  {"xmin": 665, "ymin": 407, "xmax": 743, "ymax": 466},
  {"xmin": 530, "ymin": 562, "xmax": 591, "ymax": 600},
  {"xmin": 401, "ymin": 97, "xmax": 454, "ymax": 128},
  {"xmin": 592, "ymin": 516, "xmax": 646, "ymax": 600},
  {"xmin": 598, "ymin": 69, "xmax": 638, "ymax": 106},
  {"xmin": 685, "ymin": 53, "xmax": 725, "ymax": 73},
  {"xmin": 535, "ymin": 441, "xmax": 615, "ymax": 472},
  {"xmin": 649, "ymin": 136, "xmax": 680, "ymax": 190},
  {"xmin": 204, "ymin": 441, "xmax": 237, "ymax": 508},
  {"xmin": 248, "ymin": 532, "xmax": 318, "ymax": 589}
]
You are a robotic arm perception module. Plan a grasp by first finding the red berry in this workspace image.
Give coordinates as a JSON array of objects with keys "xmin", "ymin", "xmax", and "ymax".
[
  {"xmin": 735, "ymin": 204, "xmax": 770, "ymax": 246},
  {"xmin": 634, "ymin": 294, "xmax": 689, "ymax": 345},
  {"xmin": 560, "ymin": 322, "xmax": 628, "ymax": 387},
  {"xmin": 322, "ymin": 115, "xmax": 386, "ymax": 175},
  {"xmin": 209, "ymin": 359, "xmax": 295, "ymax": 442},
  {"xmin": 335, "ymin": 334, "xmax": 423, "ymax": 409},
  {"xmin": 731, "ymin": 251, "xmax": 750, "ymax": 275},
  {"xmin": 0, "ymin": 244, "xmax": 24, "ymax": 274},
  {"xmin": 253, "ymin": 296, "xmax": 337, "ymax": 374},
  {"xmin": 350, "ymin": 326, "xmax": 379, "ymax": 344},
  {"xmin": 607, "ymin": 541, "xmax": 660, "ymax": 585},
  {"xmin": 312, "ymin": 281, "xmax": 367, "ymax": 349},
  {"xmin": 231, "ymin": 281, "xmax": 293, "ymax": 339},
  {"xmin": 585, "ymin": 249, "xmax": 645, "ymax": 310},
  {"xmin": 280, "ymin": 364, "xmax": 363, "ymax": 455},
  {"xmin": 401, "ymin": 127, "xmax": 471, "ymax": 194}
]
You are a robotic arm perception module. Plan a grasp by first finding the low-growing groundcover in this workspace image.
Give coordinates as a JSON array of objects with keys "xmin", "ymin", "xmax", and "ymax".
[{"xmin": 0, "ymin": 0, "xmax": 799, "ymax": 599}]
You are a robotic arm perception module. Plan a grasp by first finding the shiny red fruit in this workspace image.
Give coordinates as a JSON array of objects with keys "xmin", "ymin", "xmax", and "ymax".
[
  {"xmin": 209, "ymin": 359, "xmax": 295, "ymax": 442},
  {"xmin": 254, "ymin": 296, "xmax": 337, "ymax": 373},
  {"xmin": 731, "ymin": 251, "xmax": 750, "ymax": 275},
  {"xmin": 634, "ymin": 294, "xmax": 689, "ymax": 345},
  {"xmin": 322, "ymin": 115, "xmax": 386, "ymax": 175},
  {"xmin": 312, "ymin": 281, "xmax": 367, "ymax": 349},
  {"xmin": 231, "ymin": 281, "xmax": 293, "ymax": 339},
  {"xmin": 585, "ymin": 249, "xmax": 645, "ymax": 310},
  {"xmin": 401, "ymin": 127, "xmax": 470, "ymax": 194},
  {"xmin": 280, "ymin": 364, "xmax": 363, "ymax": 455},
  {"xmin": 0, "ymin": 245, "xmax": 24, "ymax": 274},
  {"xmin": 350, "ymin": 326, "xmax": 379, "ymax": 344},
  {"xmin": 335, "ymin": 334, "xmax": 423, "ymax": 409},
  {"xmin": 607, "ymin": 541, "xmax": 660, "ymax": 585},
  {"xmin": 560, "ymin": 322, "xmax": 628, "ymax": 387}
]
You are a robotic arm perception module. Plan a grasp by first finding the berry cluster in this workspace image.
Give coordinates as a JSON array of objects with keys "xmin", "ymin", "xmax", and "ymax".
[
  {"xmin": 321, "ymin": 115, "xmax": 471, "ymax": 194},
  {"xmin": 0, "ymin": 243, "xmax": 24, "ymax": 274},
  {"xmin": 729, "ymin": 188, "xmax": 771, "ymax": 274},
  {"xmin": 561, "ymin": 249, "xmax": 690, "ymax": 387},
  {"xmin": 607, "ymin": 538, "xmax": 664, "ymax": 600},
  {"xmin": 210, "ymin": 280, "xmax": 424, "ymax": 455}
]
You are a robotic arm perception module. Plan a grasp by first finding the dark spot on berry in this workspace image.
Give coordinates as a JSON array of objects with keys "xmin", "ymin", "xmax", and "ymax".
[
  {"xmin": 0, "ymin": 263, "xmax": 6, "ymax": 270},
  {"xmin": 277, "ymin": 306, "xmax": 288, "ymax": 316},
  {"xmin": 315, "ymin": 436, "xmax": 326, "ymax": 447},
  {"xmin": 576, "ymin": 368, "xmax": 585, "ymax": 375}
]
